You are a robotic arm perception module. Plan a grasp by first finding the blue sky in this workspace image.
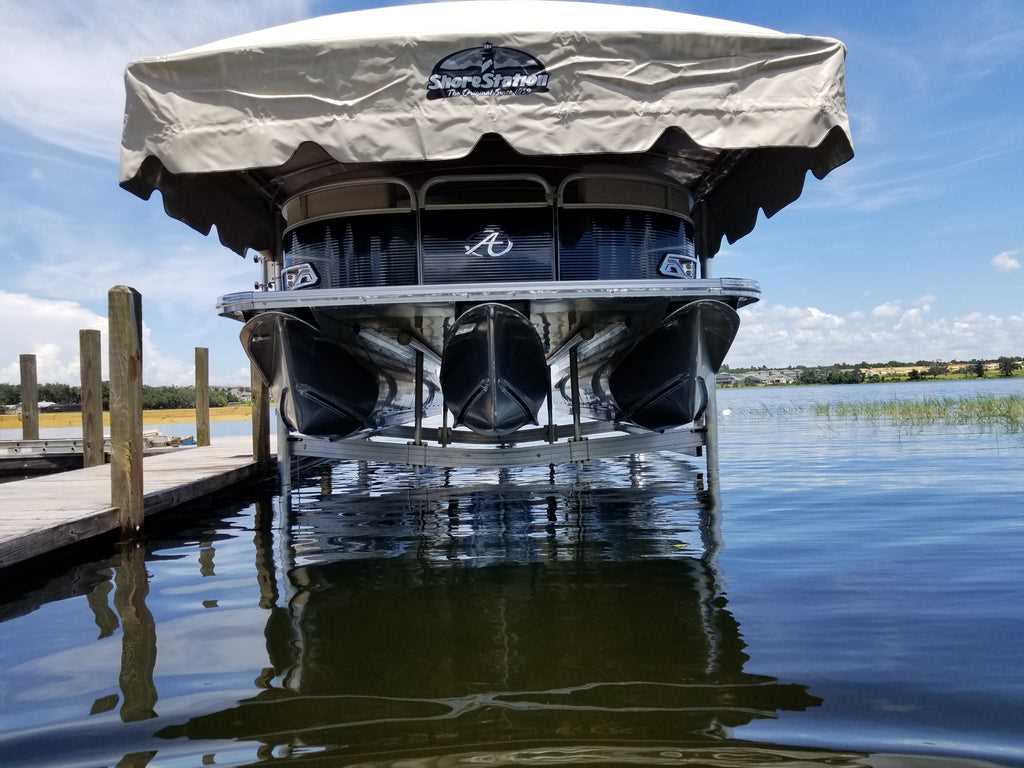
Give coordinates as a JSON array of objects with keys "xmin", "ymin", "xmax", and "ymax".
[{"xmin": 1, "ymin": 0, "xmax": 1021, "ymax": 384}]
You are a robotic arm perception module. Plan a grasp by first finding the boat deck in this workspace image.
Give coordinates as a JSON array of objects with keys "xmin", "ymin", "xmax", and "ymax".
[{"xmin": 0, "ymin": 437, "xmax": 272, "ymax": 569}]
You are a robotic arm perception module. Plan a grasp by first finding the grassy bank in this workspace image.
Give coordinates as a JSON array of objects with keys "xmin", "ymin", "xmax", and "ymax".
[
  {"xmin": 813, "ymin": 395, "xmax": 1024, "ymax": 431},
  {"xmin": 0, "ymin": 404, "xmax": 252, "ymax": 430}
]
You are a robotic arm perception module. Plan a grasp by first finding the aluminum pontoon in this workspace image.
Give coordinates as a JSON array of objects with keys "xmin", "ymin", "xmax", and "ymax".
[{"xmin": 119, "ymin": 1, "xmax": 852, "ymax": 473}]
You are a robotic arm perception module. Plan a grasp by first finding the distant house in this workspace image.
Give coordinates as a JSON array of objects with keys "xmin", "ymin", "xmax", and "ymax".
[
  {"xmin": 227, "ymin": 386, "xmax": 252, "ymax": 403},
  {"xmin": 733, "ymin": 369, "xmax": 797, "ymax": 386},
  {"xmin": 4, "ymin": 401, "xmax": 61, "ymax": 414}
]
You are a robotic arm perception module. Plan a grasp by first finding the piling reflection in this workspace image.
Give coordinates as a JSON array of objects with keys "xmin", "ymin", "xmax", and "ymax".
[
  {"xmin": 156, "ymin": 458, "xmax": 821, "ymax": 763},
  {"xmin": 113, "ymin": 541, "xmax": 158, "ymax": 723}
]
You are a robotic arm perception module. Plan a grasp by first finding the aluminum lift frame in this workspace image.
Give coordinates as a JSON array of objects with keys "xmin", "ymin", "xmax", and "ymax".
[{"xmin": 223, "ymin": 269, "xmax": 753, "ymax": 491}]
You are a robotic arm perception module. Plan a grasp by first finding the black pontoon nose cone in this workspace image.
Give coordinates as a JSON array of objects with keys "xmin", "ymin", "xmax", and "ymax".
[
  {"xmin": 242, "ymin": 312, "xmax": 379, "ymax": 437},
  {"xmin": 610, "ymin": 299, "xmax": 740, "ymax": 431},
  {"xmin": 441, "ymin": 303, "xmax": 548, "ymax": 437}
]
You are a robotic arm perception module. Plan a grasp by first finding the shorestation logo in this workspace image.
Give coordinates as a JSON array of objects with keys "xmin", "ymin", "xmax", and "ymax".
[{"xmin": 427, "ymin": 42, "xmax": 550, "ymax": 100}]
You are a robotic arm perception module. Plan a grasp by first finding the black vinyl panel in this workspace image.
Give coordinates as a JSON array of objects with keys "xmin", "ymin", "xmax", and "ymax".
[
  {"xmin": 284, "ymin": 213, "xmax": 417, "ymax": 288},
  {"xmin": 421, "ymin": 209, "xmax": 554, "ymax": 284},
  {"xmin": 558, "ymin": 210, "xmax": 696, "ymax": 280}
]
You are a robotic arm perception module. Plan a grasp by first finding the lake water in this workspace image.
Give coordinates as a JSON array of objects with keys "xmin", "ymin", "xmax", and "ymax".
[{"xmin": 1, "ymin": 379, "xmax": 1022, "ymax": 767}]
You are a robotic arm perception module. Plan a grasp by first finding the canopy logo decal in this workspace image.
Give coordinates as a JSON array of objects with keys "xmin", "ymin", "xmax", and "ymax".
[{"xmin": 428, "ymin": 42, "xmax": 550, "ymax": 100}]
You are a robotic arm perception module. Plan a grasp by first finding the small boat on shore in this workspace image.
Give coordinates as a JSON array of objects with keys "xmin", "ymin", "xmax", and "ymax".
[{"xmin": 119, "ymin": 1, "xmax": 852, "ymax": 465}]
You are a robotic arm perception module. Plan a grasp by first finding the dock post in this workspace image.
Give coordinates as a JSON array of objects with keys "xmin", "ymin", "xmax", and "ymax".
[
  {"xmin": 19, "ymin": 354, "xmax": 39, "ymax": 441},
  {"xmin": 79, "ymin": 330, "xmax": 104, "ymax": 467},
  {"xmin": 109, "ymin": 286, "xmax": 144, "ymax": 535},
  {"xmin": 194, "ymin": 347, "xmax": 210, "ymax": 447},
  {"xmin": 250, "ymin": 363, "xmax": 270, "ymax": 466}
]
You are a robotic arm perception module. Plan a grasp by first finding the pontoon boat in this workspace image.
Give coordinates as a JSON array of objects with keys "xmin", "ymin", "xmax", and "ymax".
[{"xmin": 119, "ymin": 1, "xmax": 852, "ymax": 468}]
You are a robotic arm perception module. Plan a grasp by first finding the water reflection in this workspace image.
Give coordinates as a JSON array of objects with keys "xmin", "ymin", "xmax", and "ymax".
[
  {"xmin": 143, "ymin": 459, "xmax": 821, "ymax": 764},
  {"xmin": 114, "ymin": 542, "xmax": 158, "ymax": 723},
  {"xmin": 0, "ymin": 456, "xmax": 842, "ymax": 767}
]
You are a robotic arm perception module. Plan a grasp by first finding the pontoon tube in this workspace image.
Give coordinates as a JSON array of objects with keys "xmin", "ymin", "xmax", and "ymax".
[
  {"xmin": 441, "ymin": 303, "xmax": 548, "ymax": 437},
  {"xmin": 609, "ymin": 300, "xmax": 739, "ymax": 431}
]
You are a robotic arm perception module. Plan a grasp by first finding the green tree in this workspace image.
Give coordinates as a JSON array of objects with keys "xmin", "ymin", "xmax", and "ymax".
[
  {"xmin": 0, "ymin": 383, "xmax": 19, "ymax": 406},
  {"xmin": 826, "ymin": 368, "xmax": 865, "ymax": 385},
  {"xmin": 971, "ymin": 361, "xmax": 986, "ymax": 378},
  {"xmin": 997, "ymin": 357, "xmax": 1019, "ymax": 377},
  {"xmin": 797, "ymin": 368, "xmax": 826, "ymax": 385}
]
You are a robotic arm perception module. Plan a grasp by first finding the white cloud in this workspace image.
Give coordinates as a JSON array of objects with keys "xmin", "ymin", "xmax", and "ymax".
[
  {"xmin": 0, "ymin": 1, "xmax": 311, "ymax": 159},
  {"xmin": 731, "ymin": 300, "xmax": 1024, "ymax": 367},
  {"xmin": 0, "ymin": 294, "xmax": 106, "ymax": 385},
  {"xmin": 871, "ymin": 301, "xmax": 902, "ymax": 318},
  {"xmin": 991, "ymin": 250, "xmax": 1021, "ymax": 272},
  {"xmin": 0, "ymin": 291, "xmax": 193, "ymax": 386}
]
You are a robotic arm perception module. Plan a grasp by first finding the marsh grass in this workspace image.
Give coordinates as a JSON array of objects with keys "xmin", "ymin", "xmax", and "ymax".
[{"xmin": 812, "ymin": 395, "xmax": 1024, "ymax": 431}]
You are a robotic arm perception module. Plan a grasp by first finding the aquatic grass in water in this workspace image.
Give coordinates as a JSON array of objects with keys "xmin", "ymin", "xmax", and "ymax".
[{"xmin": 811, "ymin": 395, "xmax": 1024, "ymax": 431}]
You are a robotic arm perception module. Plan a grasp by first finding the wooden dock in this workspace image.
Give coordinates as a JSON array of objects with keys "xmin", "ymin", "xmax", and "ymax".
[{"xmin": 0, "ymin": 437, "xmax": 272, "ymax": 569}]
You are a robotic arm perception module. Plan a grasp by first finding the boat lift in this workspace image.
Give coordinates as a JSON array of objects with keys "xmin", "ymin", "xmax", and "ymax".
[
  {"xmin": 118, "ymin": 2, "xmax": 853, "ymax": 494},
  {"xmin": 249, "ymin": 263, "xmax": 738, "ymax": 487}
]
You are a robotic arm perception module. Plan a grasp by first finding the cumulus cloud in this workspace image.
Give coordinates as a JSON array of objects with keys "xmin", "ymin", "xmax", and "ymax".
[
  {"xmin": 0, "ymin": 291, "xmax": 193, "ymax": 386},
  {"xmin": 0, "ymin": 1, "xmax": 311, "ymax": 159},
  {"xmin": 871, "ymin": 302, "xmax": 902, "ymax": 319},
  {"xmin": 991, "ymin": 250, "xmax": 1021, "ymax": 272},
  {"xmin": 731, "ymin": 299, "xmax": 1024, "ymax": 367}
]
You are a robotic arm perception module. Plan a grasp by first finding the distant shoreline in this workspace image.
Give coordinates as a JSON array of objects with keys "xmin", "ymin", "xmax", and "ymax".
[
  {"xmin": 0, "ymin": 404, "xmax": 252, "ymax": 429},
  {"xmin": 722, "ymin": 367, "xmax": 1024, "ymax": 388}
]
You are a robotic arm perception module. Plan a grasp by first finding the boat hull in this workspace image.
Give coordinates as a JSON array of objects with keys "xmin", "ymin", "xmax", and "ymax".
[
  {"xmin": 608, "ymin": 300, "xmax": 739, "ymax": 430},
  {"xmin": 227, "ymin": 281, "xmax": 755, "ymax": 439},
  {"xmin": 242, "ymin": 312, "xmax": 437, "ymax": 437},
  {"xmin": 441, "ymin": 303, "xmax": 549, "ymax": 437}
]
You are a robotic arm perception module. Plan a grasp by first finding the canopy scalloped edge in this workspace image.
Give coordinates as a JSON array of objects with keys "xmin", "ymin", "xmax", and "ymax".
[{"xmin": 121, "ymin": 124, "xmax": 852, "ymax": 259}]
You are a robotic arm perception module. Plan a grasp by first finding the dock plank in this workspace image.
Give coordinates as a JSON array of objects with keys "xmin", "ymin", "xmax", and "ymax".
[{"xmin": 0, "ymin": 437, "xmax": 273, "ymax": 569}]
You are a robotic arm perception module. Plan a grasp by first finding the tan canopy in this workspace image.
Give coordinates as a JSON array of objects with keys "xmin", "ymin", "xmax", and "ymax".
[{"xmin": 120, "ymin": 0, "xmax": 853, "ymax": 257}]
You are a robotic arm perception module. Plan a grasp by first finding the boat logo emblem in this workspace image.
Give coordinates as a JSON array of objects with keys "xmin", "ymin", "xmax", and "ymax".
[
  {"xmin": 281, "ymin": 262, "xmax": 319, "ymax": 290},
  {"xmin": 658, "ymin": 253, "xmax": 698, "ymax": 279},
  {"xmin": 465, "ymin": 228, "xmax": 514, "ymax": 258},
  {"xmin": 427, "ymin": 42, "xmax": 550, "ymax": 100}
]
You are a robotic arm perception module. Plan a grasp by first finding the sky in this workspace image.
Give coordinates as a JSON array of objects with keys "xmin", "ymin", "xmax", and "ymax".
[{"xmin": 0, "ymin": 0, "xmax": 1021, "ymax": 385}]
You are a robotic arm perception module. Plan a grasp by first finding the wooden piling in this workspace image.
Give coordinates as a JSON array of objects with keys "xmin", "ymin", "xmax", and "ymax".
[
  {"xmin": 19, "ymin": 354, "xmax": 39, "ymax": 441},
  {"xmin": 195, "ymin": 347, "xmax": 210, "ymax": 447},
  {"xmin": 250, "ymin": 363, "xmax": 270, "ymax": 465},
  {"xmin": 109, "ymin": 286, "xmax": 144, "ymax": 535},
  {"xmin": 79, "ymin": 329, "xmax": 104, "ymax": 467}
]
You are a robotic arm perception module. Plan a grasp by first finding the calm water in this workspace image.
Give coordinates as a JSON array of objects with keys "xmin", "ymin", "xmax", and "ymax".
[{"xmin": 1, "ymin": 380, "xmax": 1022, "ymax": 767}]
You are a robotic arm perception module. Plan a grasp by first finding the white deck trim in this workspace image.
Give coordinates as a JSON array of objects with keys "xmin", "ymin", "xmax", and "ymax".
[{"xmin": 218, "ymin": 278, "xmax": 760, "ymax": 317}]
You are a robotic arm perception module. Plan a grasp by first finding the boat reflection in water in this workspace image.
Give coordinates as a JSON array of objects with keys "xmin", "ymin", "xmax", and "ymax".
[{"xmin": 152, "ymin": 459, "xmax": 824, "ymax": 764}]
